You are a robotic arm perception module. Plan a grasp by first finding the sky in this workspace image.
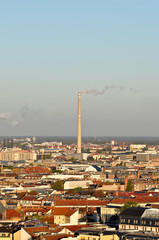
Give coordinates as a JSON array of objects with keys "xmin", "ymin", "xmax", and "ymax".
[{"xmin": 0, "ymin": 0, "xmax": 159, "ymax": 137}]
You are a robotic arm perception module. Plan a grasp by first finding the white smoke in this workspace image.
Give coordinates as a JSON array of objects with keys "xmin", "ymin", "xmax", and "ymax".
[
  {"xmin": 11, "ymin": 120, "xmax": 19, "ymax": 127},
  {"xmin": 129, "ymin": 87, "xmax": 140, "ymax": 93},
  {"xmin": 0, "ymin": 112, "xmax": 11, "ymax": 120},
  {"xmin": 0, "ymin": 104, "xmax": 37, "ymax": 127}
]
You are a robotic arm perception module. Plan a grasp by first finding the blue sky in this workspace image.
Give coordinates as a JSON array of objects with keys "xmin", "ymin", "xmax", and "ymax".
[{"xmin": 0, "ymin": 0, "xmax": 159, "ymax": 136}]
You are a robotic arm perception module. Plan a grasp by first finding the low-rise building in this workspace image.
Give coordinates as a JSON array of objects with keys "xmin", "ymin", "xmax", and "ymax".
[
  {"xmin": 119, "ymin": 207, "xmax": 159, "ymax": 234},
  {"xmin": 52, "ymin": 207, "xmax": 78, "ymax": 225},
  {"xmin": 77, "ymin": 229, "xmax": 119, "ymax": 240},
  {"xmin": 64, "ymin": 180, "xmax": 93, "ymax": 190}
]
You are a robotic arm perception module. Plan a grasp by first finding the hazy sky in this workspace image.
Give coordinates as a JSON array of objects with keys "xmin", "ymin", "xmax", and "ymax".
[{"xmin": 0, "ymin": 0, "xmax": 159, "ymax": 136}]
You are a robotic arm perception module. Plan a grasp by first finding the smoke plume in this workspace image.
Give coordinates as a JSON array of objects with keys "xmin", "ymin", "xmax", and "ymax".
[
  {"xmin": 11, "ymin": 104, "xmax": 35, "ymax": 127},
  {"xmin": 80, "ymin": 85, "xmax": 139, "ymax": 95},
  {"xmin": 0, "ymin": 112, "xmax": 11, "ymax": 120},
  {"xmin": 11, "ymin": 120, "xmax": 19, "ymax": 127}
]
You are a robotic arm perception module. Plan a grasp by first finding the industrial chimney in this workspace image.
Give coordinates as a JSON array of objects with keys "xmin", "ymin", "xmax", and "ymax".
[{"xmin": 77, "ymin": 92, "xmax": 81, "ymax": 153}]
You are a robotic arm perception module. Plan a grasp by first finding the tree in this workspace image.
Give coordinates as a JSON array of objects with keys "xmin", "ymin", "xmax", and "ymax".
[
  {"xmin": 74, "ymin": 187, "xmax": 83, "ymax": 192},
  {"xmin": 142, "ymin": 146, "xmax": 148, "ymax": 151},
  {"xmin": 126, "ymin": 179, "xmax": 133, "ymax": 192},
  {"xmin": 53, "ymin": 180, "xmax": 64, "ymax": 190},
  {"xmin": 67, "ymin": 189, "xmax": 75, "ymax": 195},
  {"xmin": 52, "ymin": 169, "xmax": 63, "ymax": 174},
  {"xmin": 29, "ymin": 190, "xmax": 38, "ymax": 195},
  {"xmin": 120, "ymin": 201, "xmax": 140, "ymax": 213},
  {"xmin": 81, "ymin": 148, "xmax": 84, "ymax": 153},
  {"xmin": 97, "ymin": 149, "xmax": 102, "ymax": 154},
  {"xmin": 109, "ymin": 214, "xmax": 119, "ymax": 222},
  {"xmin": 69, "ymin": 157, "xmax": 77, "ymax": 162},
  {"xmin": 93, "ymin": 190, "xmax": 105, "ymax": 198},
  {"xmin": 86, "ymin": 148, "xmax": 90, "ymax": 153}
]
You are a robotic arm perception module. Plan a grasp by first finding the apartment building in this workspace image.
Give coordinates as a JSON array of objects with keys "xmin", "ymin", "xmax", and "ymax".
[
  {"xmin": 119, "ymin": 207, "xmax": 159, "ymax": 234},
  {"xmin": 0, "ymin": 150, "xmax": 37, "ymax": 161}
]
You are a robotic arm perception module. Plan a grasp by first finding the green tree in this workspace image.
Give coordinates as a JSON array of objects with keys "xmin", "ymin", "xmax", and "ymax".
[
  {"xmin": 142, "ymin": 146, "xmax": 148, "ymax": 151},
  {"xmin": 69, "ymin": 157, "xmax": 77, "ymax": 162},
  {"xmin": 120, "ymin": 201, "xmax": 140, "ymax": 213},
  {"xmin": 126, "ymin": 179, "xmax": 133, "ymax": 192},
  {"xmin": 52, "ymin": 169, "xmax": 63, "ymax": 174},
  {"xmin": 74, "ymin": 187, "xmax": 83, "ymax": 192},
  {"xmin": 86, "ymin": 148, "xmax": 90, "ymax": 153},
  {"xmin": 81, "ymin": 148, "xmax": 84, "ymax": 153},
  {"xmin": 53, "ymin": 180, "xmax": 64, "ymax": 190},
  {"xmin": 93, "ymin": 190, "xmax": 105, "ymax": 198},
  {"xmin": 29, "ymin": 190, "xmax": 38, "ymax": 195},
  {"xmin": 97, "ymin": 149, "xmax": 102, "ymax": 154}
]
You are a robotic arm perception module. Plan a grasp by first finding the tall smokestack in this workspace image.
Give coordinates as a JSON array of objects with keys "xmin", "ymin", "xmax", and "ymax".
[{"xmin": 77, "ymin": 92, "xmax": 81, "ymax": 154}]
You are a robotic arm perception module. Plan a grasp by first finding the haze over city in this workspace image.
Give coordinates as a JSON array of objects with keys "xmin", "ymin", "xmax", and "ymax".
[{"xmin": 0, "ymin": 0, "xmax": 159, "ymax": 136}]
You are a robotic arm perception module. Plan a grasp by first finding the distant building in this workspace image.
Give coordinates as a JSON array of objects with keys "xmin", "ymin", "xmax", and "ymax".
[
  {"xmin": 130, "ymin": 144, "xmax": 146, "ymax": 152},
  {"xmin": 52, "ymin": 207, "xmax": 78, "ymax": 225},
  {"xmin": 136, "ymin": 152, "xmax": 151, "ymax": 162},
  {"xmin": 0, "ymin": 150, "xmax": 37, "ymax": 161},
  {"xmin": 64, "ymin": 180, "xmax": 93, "ymax": 190}
]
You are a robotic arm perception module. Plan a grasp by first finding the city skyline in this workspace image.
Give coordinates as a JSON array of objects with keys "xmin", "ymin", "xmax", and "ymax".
[{"xmin": 0, "ymin": 0, "xmax": 159, "ymax": 136}]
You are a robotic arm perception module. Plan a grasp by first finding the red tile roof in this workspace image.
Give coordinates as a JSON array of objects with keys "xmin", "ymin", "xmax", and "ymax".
[
  {"xmin": 21, "ymin": 196, "xmax": 37, "ymax": 201},
  {"xmin": 110, "ymin": 196, "xmax": 159, "ymax": 205},
  {"xmin": 24, "ymin": 167, "xmax": 50, "ymax": 174},
  {"xmin": 6, "ymin": 209, "xmax": 22, "ymax": 220},
  {"xmin": 110, "ymin": 198, "xmax": 133, "ymax": 204},
  {"xmin": 42, "ymin": 234, "xmax": 70, "ymax": 240},
  {"xmin": 52, "ymin": 207, "xmax": 77, "ymax": 217},
  {"xmin": 24, "ymin": 226, "xmax": 49, "ymax": 238},
  {"xmin": 55, "ymin": 199, "xmax": 109, "ymax": 207},
  {"xmin": 62, "ymin": 224, "xmax": 89, "ymax": 233},
  {"xmin": 24, "ymin": 226, "xmax": 69, "ymax": 239}
]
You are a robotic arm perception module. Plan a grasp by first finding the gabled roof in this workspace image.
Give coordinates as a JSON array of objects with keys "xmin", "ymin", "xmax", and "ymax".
[
  {"xmin": 110, "ymin": 196, "xmax": 159, "ymax": 205},
  {"xmin": 6, "ymin": 209, "xmax": 22, "ymax": 220},
  {"xmin": 24, "ymin": 226, "xmax": 49, "ymax": 237},
  {"xmin": 52, "ymin": 207, "xmax": 77, "ymax": 217},
  {"xmin": 62, "ymin": 224, "xmax": 89, "ymax": 233},
  {"xmin": 55, "ymin": 199, "xmax": 109, "ymax": 206},
  {"xmin": 41, "ymin": 234, "xmax": 70, "ymax": 240},
  {"xmin": 110, "ymin": 198, "xmax": 133, "ymax": 205},
  {"xmin": 21, "ymin": 195, "xmax": 38, "ymax": 201},
  {"xmin": 120, "ymin": 207, "xmax": 146, "ymax": 217}
]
